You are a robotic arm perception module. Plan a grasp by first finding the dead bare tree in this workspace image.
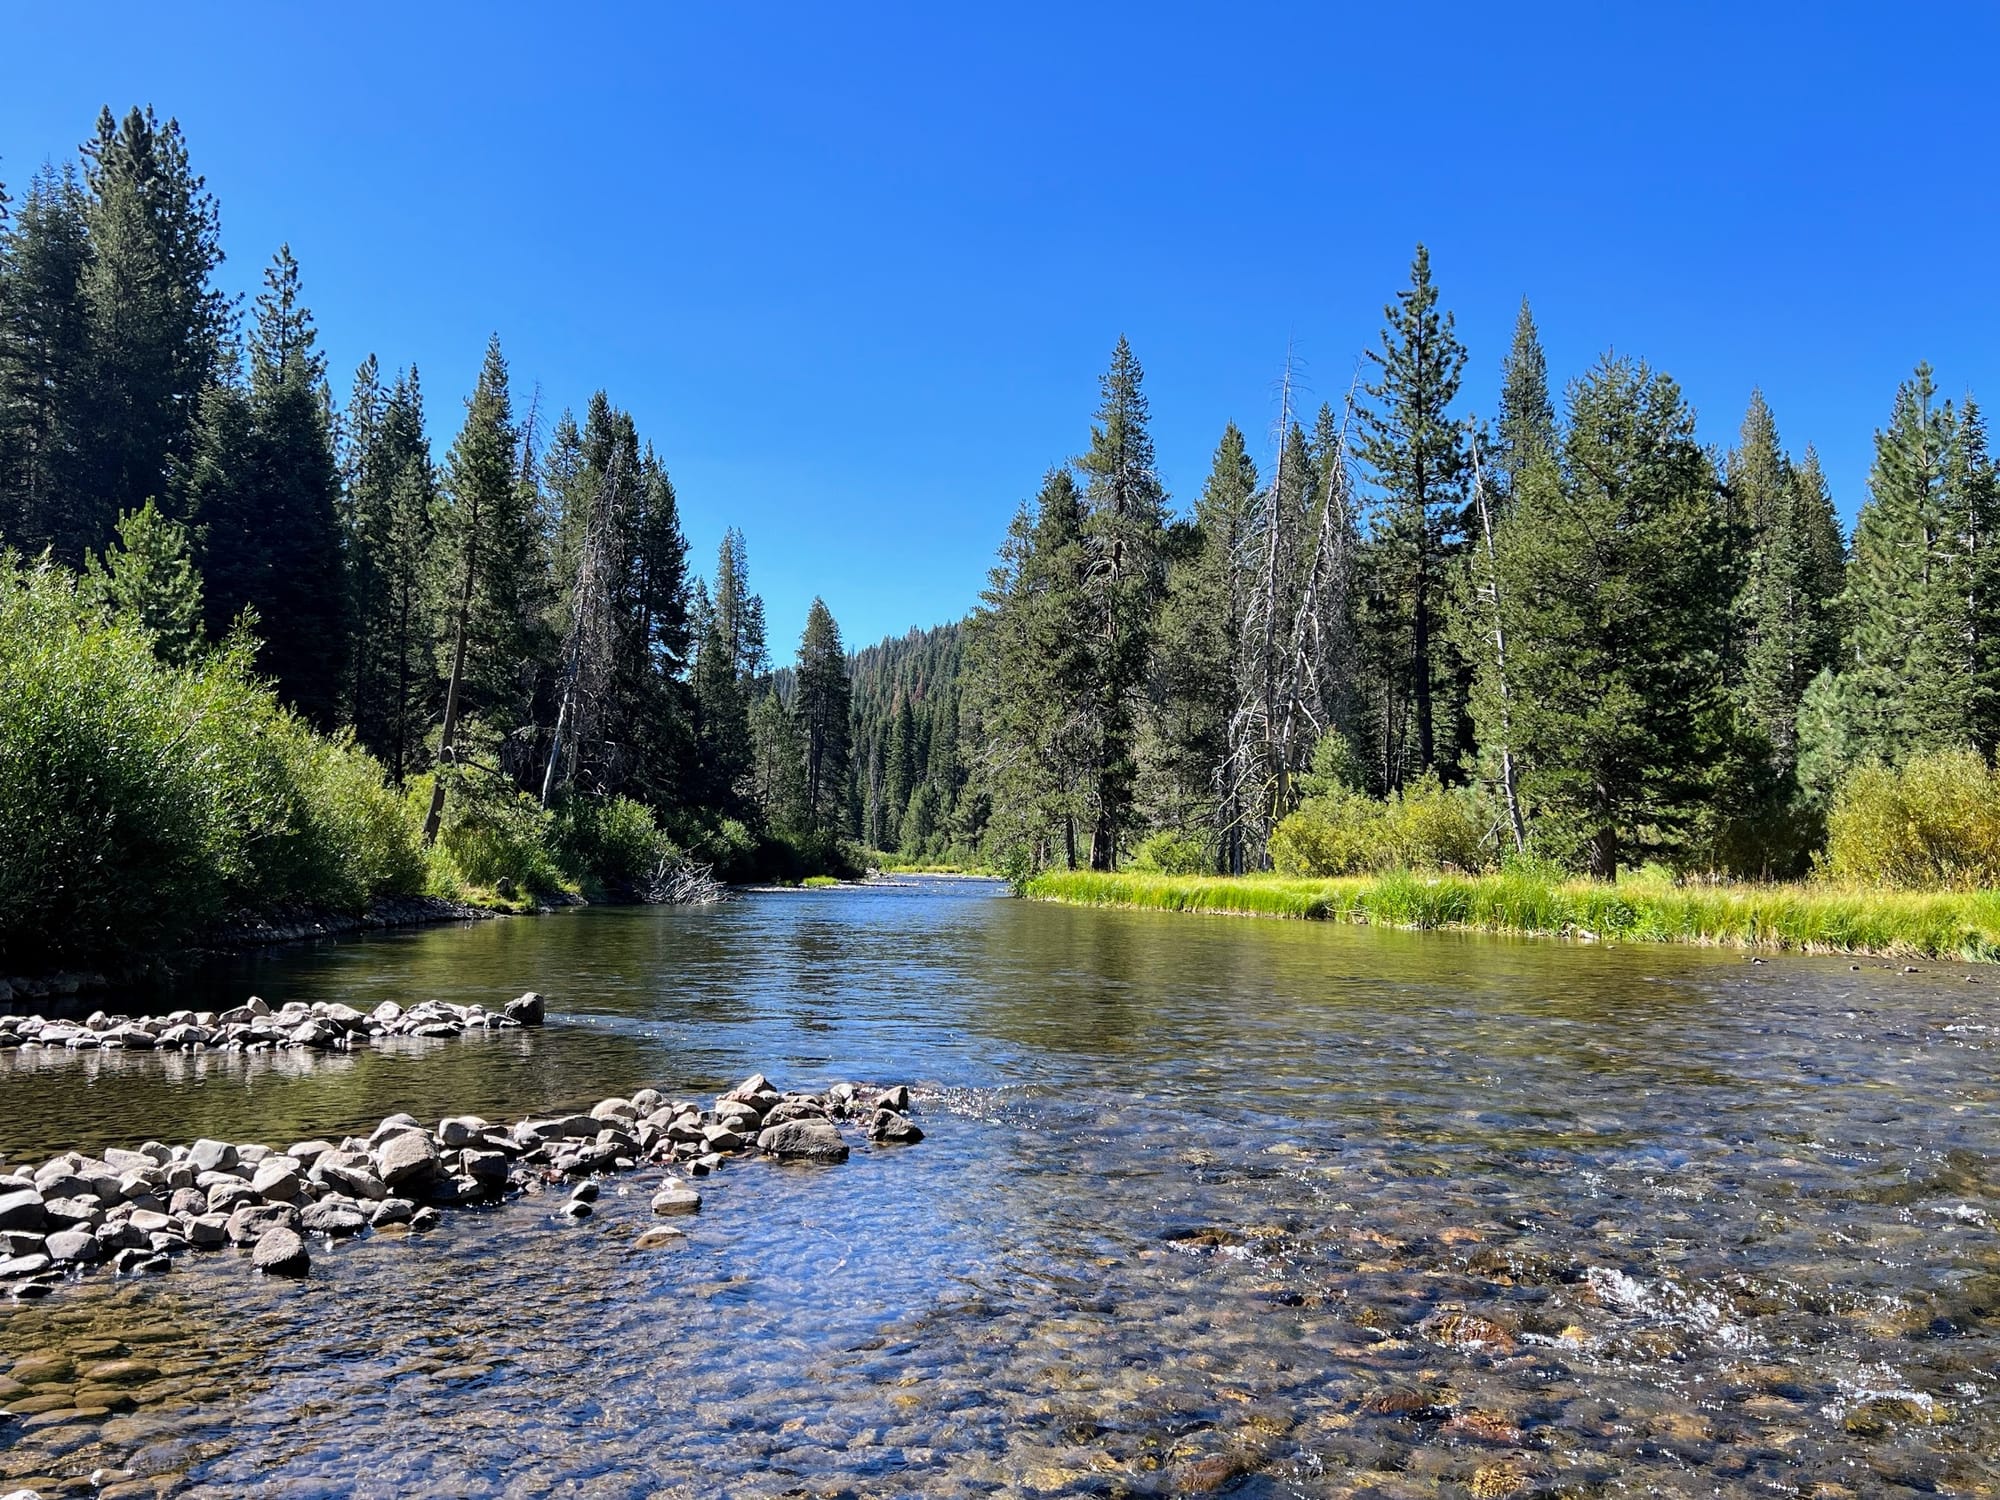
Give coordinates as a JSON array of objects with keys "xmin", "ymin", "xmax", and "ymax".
[
  {"xmin": 1219, "ymin": 359, "xmax": 1364, "ymax": 868},
  {"xmin": 542, "ymin": 446, "xmax": 626, "ymax": 804},
  {"xmin": 1468, "ymin": 428, "xmax": 1527, "ymax": 852}
]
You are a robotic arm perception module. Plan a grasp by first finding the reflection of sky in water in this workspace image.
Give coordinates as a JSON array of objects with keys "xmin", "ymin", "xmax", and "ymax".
[{"xmin": 4, "ymin": 881, "xmax": 2000, "ymax": 1496}]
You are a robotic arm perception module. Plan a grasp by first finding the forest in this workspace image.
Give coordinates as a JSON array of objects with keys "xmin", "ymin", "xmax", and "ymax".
[
  {"xmin": 919, "ymin": 259, "xmax": 2000, "ymax": 894},
  {"xmin": 3, "ymin": 105, "xmax": 1995, "ymax": 970}
]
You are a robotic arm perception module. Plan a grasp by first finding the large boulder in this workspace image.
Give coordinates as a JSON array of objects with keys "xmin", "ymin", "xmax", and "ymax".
[{"xmin": 756, "ymin": 1120, "xmax": 849, "ymax": 1164}]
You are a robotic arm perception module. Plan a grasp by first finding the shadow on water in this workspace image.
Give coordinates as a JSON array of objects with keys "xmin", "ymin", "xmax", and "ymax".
[{"xmin": 4, "ymin": 878, "xmax": 2000, "ymax": 1497}]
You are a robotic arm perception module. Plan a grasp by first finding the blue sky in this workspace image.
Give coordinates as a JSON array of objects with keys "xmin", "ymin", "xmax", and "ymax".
[{"xmin": 4, "ymin": 3, "xmax": 1996, "ymax": 653}]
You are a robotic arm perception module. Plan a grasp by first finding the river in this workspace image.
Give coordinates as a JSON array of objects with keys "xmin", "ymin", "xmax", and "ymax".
[{"xmin": 2, "ymin": 877, "xmax": 1998, "ymax": 1497}]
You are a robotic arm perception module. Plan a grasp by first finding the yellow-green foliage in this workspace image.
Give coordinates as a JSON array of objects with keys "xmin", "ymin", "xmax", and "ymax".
[
  {"xmin": 1025, "ymin": 868, "xmax": 2000, "ymax": 961},
  {"xmin": 0, "ymin": 559, "xmax": 423, "ymax": 965},
  {"xmin": 410, "ymin": 769, "xmax": 567, "ymax": 907},
  {"xmin": 1129, "ymin": 829, "xmax": 1210, "ymax": 875},
  {"xmin": 1270, "ymin": 773, "xmax": 1493, "ymax": 877},
  {"xmin": 1824, "ymin": 749, "xmax": 2000, "ymax": 890}
]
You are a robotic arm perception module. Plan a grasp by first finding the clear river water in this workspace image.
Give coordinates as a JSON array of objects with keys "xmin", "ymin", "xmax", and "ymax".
[{"xmin": 3, "ymin": 877, "xmax": 1999, "ymax": 1498}]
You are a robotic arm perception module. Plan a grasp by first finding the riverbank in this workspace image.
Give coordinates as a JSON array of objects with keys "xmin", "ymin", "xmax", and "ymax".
[{"xmin": 1024, "ymin": 868, "xmax": 2000, "ymax": 961}]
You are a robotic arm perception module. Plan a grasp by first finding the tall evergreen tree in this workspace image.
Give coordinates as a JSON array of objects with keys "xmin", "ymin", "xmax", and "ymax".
[
  {"xmin": 0, "ymin": 166, "xmax": 92, "ymax": 557},
  {"xmin": 792, "ymin": 598, "xmax": 851, "ymax": 837},
  {"xmin": 968, "ymin": 470, "xmax": 1096, "ymax": 870},
  {"xmin": 1730, "ymin": 392, "xmax": 1846, "ymax": 772},
  {"xmin": 423, "ymin": 336, "xmax": 546, "ymax": 841},
  {"xmin": 1489, "ymin": 357, "xmax": 1743, "ymax": 876},
  {"xmin": 1807, "ymin": 366, "xmax": 1998, "ymax": 789},
  {"xmin": 77, "ymin": 107, "xmax": 228, "ymax": 552},
  {"xmin": 1142, "ymin": 422, "xmax": 1255, "ymax": 850},
  {"xmin": 344, "ymin": 362, "xmax": 436, "ymax": 780},
  {"xmin": 1493, "ymin": 298, "xmax": 1555, "ymax": 509},
  {"xmin": 1356, "ymin": 244, "xmax": 1469, "ymax": 785},
  {"xmin": 1076, "ymin": 335, "xmax": 1167, "ymax": 867},
  {"xmin": 182, "ymin": 246, "xmax": 344, "ymax": 724}
]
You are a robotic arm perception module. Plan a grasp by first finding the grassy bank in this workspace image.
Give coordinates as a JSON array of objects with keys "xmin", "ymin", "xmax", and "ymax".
[{"xmin": 1023, "ymin": 869, "xmax": 2000, "ymax": 961}]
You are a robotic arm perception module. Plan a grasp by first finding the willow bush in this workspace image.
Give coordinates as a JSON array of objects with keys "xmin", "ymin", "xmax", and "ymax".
[
  {"xmin": 1823, "ymin": 749, "xmax": 2000, "ymax": 889},
  {"xmin": 0, "ymin": 559, "xmax": 423, "ymax": 967}
]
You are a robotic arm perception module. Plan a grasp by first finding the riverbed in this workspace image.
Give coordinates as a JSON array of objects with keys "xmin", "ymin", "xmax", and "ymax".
[{"xmin": 3, "ymin": 877, "xmax": 1998, "ymax": 1496}]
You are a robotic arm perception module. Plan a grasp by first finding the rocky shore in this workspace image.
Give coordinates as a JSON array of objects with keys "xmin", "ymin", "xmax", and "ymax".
[
  {"xmin": 0, "ymin": 990, "xmax": 546, "ymax": 1053},
  {"xmin": 0, "ymin": 1070, "xmax": 922, "ymax": 1299}
]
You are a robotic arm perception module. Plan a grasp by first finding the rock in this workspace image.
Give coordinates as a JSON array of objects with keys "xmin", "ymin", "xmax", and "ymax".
[
  {"xmin": 205, "ymin": 1180, "xmax": 260, "ymax": 1215},
  {"xmin": 570, "ymin": 1182, "xmax": 600, "ymax": 1203},
  {"xmin": 250, "ymin": 1157, "xmax": 304, "ymax": 1203},
  {"xmin": 874, "ymin": 1085, "xmax": 911, "ymax": 1112},
  {"xmin": 188, "ymin": 1139, "xmax": 237, "ymax": 1174},
  {"xmin": 252, "ymin": 1225, "xmax": 310, "ymax": 1277},
  {"xmin": 314, "ymin": 1160, "xmax": 388, "ymax": 1201},
  {"xmin": 109, "ymin": 1246, "xmax": 168, "ymax": 1275},
  {"xmin": 226, "ymin": 1202, "xmax": 300, "ymax": 1244},
  {"xmin": 650, "ymin": 1182, "xmax": 702, "ymax": 1215},
  {"xmin": 46, "ymin": 1228, "xmax": 102, "ymax": 1263},
  {"xmin": 590, "ymin": 1098, "xmax": 638, "ymax": 1122},
  {"xmin": 368, "ymin": 1114, "xmax": 424, "ymax": 1146},
  {"xmin": 701, "ymin": 1125, "xmax": 747, "ymax": 1153},
  {"xmin": 185, "ymin": 1216, "xmax": 229, "ymax": 1248},
  {"xmin": 437, "ymin": 1116, "xmax": 488, "ymax": 1148},
  {"xmin": 369, "ymin": 1198, "xmax": 416, "ymax": 1227},
  {"xmin": 126, "ymin": 1209, "xmax": 173, "ymax": 1234},
  {"xmin": 503, "ymin": 991, "xmax": 544, "ymax": 1026},
  {"xmin": 299, "ymin": 1202, "xmax": 367, "ymax": 1237},
  {"xmin": 461, "ymin": 1151, "xmax": 511, "ymax": 1188},
  {"xmin": 723, "ymin": 1072, "xmax": 773, "ymax": 1102},
  {"xmin": 559, "ymin": 1198, "xmax": 592, "ymax": 1219},
  {"xmin": 374, "ymin": 1131, "xmax": 437, "ymax": 1188},
  {"xmin": 869, "ymin": 1109, "xmax": 924, "ymax": 1144},
  {"xmin": 287, "ymin": 1140, "xmax": 335, "ymax": 1166},
  {"xmin": 42, "ymin": 1196, "xmax": 103, "ymax": 1229},
  {"xmin": 102, "ymin": 1148, "xmax": 153, "ymax": 1174},
  {"xmin": 760, "ymin": 1100, "xmax": 826, "ymax": 1127},
  {"xmin": 635, "ymin": 1227, "xmax": 689, "ymax": 1250},
  {"xmin": 0, "ymin": 1187, "xmax": 46, "ymax": 1232},
  {"xmin": 409, "ymin": 1206, "xmax": 440, "ymax": 1231},
  {"xmin": 0, "ymin": 1253, "xmax": 51, "ymax": 1277},
  {"xmin": 756, "ymin": 1120, "xmax": 849, "ymax": 1163}
]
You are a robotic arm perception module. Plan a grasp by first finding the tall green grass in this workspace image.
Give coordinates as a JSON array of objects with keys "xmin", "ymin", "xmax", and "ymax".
[{"xmin": 1023, "ymin": 869, "xmax": 2000, "ymax": 961}]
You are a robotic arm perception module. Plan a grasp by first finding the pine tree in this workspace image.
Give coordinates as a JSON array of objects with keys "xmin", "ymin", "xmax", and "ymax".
[
  {"xmin": 747, "ymin": 686, "xmax": 805, "ymax": 833},
  {"xmin": 423, "ymin": 336, "xmax": 545, "ymax": 841},
  {"xmin": 0, "ymin": 166, "xmax": 93, "ymax": 557},
  {"xmin": 1142, "ymin": 422, "xmax": 1255, "ymax": 853},
  {"xmin": 693, "ymin": 618, "xmax": 752, "ymax": 811},
  {"xmin": 1356, "ymin": 245, "xmax": 1469, "ymax": 784},
  {"xmin": 1492, "ymin": 357, "xmax": 1742, "ymax": 876},
  {"xmin": 1731, "ymin": 393, "xmax": 1847, "ymax": 773},
  {"xmin": 1493, "ymin": 298, "xmax": 1554, "ymax": 509},
  {"xmin": 77, "ymin": 107, "xmax": 227, "ymax": 551},
  {"xmin": 1076, "ymin": 335, "xmax": 1167, "ymax": 867},
  {"xmin": 1812, "ymin": 365, "xmax": 2000, "ymax": 784},
  {"xmin": 182, "ymin": 246, "xmax": 345, "ymax": 724},
  {"xmin": 343, "ymin": 362, "xmax": 437, "ymax": 780},
  {"xmin": 792, "ymin": 598, "xmax": 852, "ymax": 837},
  {"xmin": 87, "ymin": 498, "xmax": 204, "ymax": 664},
  {"xmin": 968, "ymin": 470, "xmax": 1096, "ymax": 869}
]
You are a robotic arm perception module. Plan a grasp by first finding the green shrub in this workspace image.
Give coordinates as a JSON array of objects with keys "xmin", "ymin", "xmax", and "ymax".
[
  {"xmin": 1270, "ymin": 773, "xmax": 1493, "ymax": 877},
  {"xmin": 1823, "ymin": 748, "xmax": 2000, "ymax": 890},
  {"xmin": 410, "ymin": 768, "xmax": 566, "ymax": 903},
  {"xmin": 550, "ymin": 793, "xmax": 677, "ymax": 895},
  {"xmin": 0, "ymin": 559, "xmax": 422, "ymax": 966},
  {"xmin": 1129, "ymin": 829, "xmax": 1210, "ymax": 875}
]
